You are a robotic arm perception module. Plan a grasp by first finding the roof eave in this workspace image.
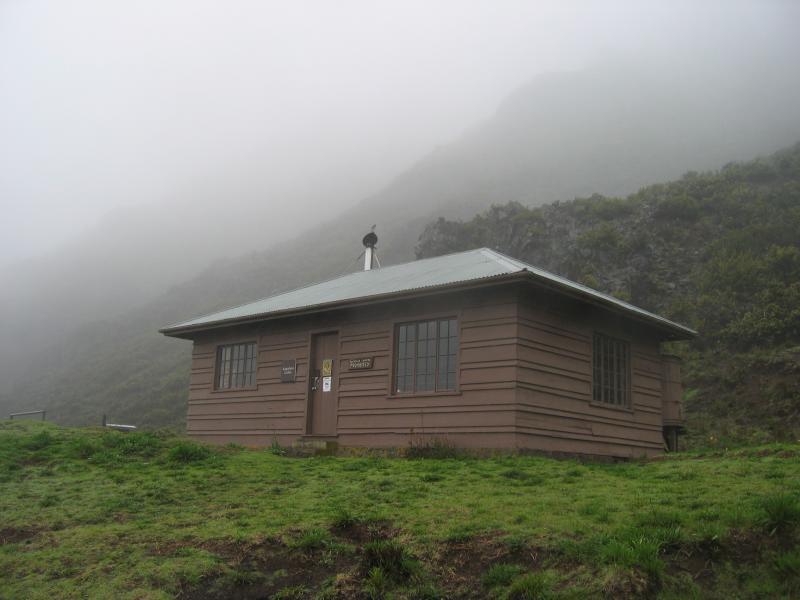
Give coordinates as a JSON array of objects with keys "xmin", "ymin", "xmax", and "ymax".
[
  {"xmin": 159, "ymin": 272, "xmax": 529, "ymax": 338},
  {"xmin": 519, "ymin": 271, "xmax": 697, "ymax": 340},
  {"xmin": 160, "ymin": 269, "xmax": 696, "ymax": 340}
]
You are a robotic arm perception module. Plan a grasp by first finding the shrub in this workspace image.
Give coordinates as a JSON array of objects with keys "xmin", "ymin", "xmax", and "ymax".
[
  {"xmin": 444, "ymin": 525, "xmax": 474, "ymax": 543},
  {"xmin": 576, "ymin": 223, "xmax": 625, "ymax": 257},
  {"xmin": 272, "ymin": 585, "xmax": 307, "ymax": 599},
  {"xmin": 773, "ymin": 550, "xmax": 800, "ymax": 580},
  {"xmin": 362, "ymin": 539, "xmax": 418, "ymax": 581},
  {"xmin": 103, "ymin": 431, "xmax": 162, "ymax": 457},
  {"xmin": 628, "ymin": 537, "xmax": 665, "ymax": 582},
  {"xmin": 331, "ymin": 508, "xmax": 360, "ymax": 529},
  {"xmin": 292, "ymin": 527, "xmax": 332, "ymax": 551},
  {"xmin": 483, "ymin": 564, "xmax": 525, "ymax": 588},
  {"xmin": 407, "ymin": 438, "xmax": 461, "ymax": 459},
  {"xmin": 39, "ymin": 494, "xmax": 59, "ymax": 508},
  {"xmin": 503, "ymin": 572, "xmax": 555, "ymax": 600},
  {"xmin": 268, "ymin": 438, "xmax": 287, "ymax": 456},
  {"xmin": 167, "ymin": 440, "xmax": 213, "ymax": 464},
  {"xmin": 24, "ymin": 431, "xmax": 54, "ymax": 451},
  {"xmin": 363, "ymin": 567, "xmax": 389, "ymax": 599},
  {"xmin": 408, "ymin": 582, "xmax": 445, "ymax": 599},
  {"xmin": 759, "ymin": 493, "xmax": 800, "ymax": 534},
  {"xmin": 501, "ymin": 469, "xmax": 529, "ymax": 480},
  {"xmin": 655, "ymin": 194, "xmax": 701, "ymax": 221},
  {"xmin": 69, "ymin": 437, "xmax": 101, "ymax": 459},
  {"xmin": 503, "ymin": 534, "xmax": 528, "ymax": 554},
  {"xmin": 587, "ymin": 530, "xmax": 665, "ymax": 585}
]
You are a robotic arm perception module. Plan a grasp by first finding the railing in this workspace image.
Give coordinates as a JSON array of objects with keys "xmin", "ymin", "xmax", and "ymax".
[
  {"xmin": 8, "ymin": 410, "xmax": 46, "ymax": 421},
  {"xmin": 102, "ymin": 414, "xmax": 136, "ymax": 432}
]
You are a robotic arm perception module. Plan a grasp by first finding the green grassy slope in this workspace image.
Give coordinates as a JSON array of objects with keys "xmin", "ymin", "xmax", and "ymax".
[
  {"xmin": 1, "ymin": 421, "xmax": 799, "ymax": 599},
  {"xmin": 416, "ymin": 143, "xmax": 800, "ymax": 447}
]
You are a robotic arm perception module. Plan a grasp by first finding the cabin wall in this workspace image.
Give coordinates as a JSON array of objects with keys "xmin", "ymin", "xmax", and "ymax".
[
  {"xmin": 186, "ymin": 286, "xmax": 519, "ymax": 449},
  {"xmin": 184, "ymin": 283, "xmax": 679, "ymax": 457},
  {"xmin": 513, "ymin": 288, "xmax": 668, "ymax": 458}
]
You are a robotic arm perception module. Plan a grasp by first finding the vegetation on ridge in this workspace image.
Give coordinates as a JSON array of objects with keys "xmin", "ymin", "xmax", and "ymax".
[{"xmin": 416, "ymin": 143, "xmax": 800, "ymax": 447}]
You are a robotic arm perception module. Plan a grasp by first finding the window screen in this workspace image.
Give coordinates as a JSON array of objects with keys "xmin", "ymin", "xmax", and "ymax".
[
  {"xmin": 216, "ymin": 342, "xmax": 257, "ymax": 389},
  {"xmin": 592, "ymin": 333, "xmax": 630, "ymax": 407},
  {"xmin": 395, "ymin": 318, "xmax": 458, "ymax": 393}
]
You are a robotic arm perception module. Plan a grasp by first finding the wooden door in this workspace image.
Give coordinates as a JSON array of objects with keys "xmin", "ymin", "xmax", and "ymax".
[{"xmin": 308, "ymin": 332, "xmax": 339, "ymax": 435}]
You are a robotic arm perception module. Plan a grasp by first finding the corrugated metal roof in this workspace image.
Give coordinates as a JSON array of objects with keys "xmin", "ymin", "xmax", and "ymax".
[{"xmin": 160, "ymin": 248, "xmax": 696, "ymax": 337}]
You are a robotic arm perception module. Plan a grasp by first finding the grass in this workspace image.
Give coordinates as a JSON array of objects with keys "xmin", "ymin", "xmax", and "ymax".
[
  {"xmin": 0, "ymin": 421, "xmax": 799, "ymax": 598},
  {"xmin": 483, "ymin": 563, "xmax": 526, "ymax": 588},
  {"xmin": 503, "ymin": 571, "xmax": 556, "ymax": 599}
]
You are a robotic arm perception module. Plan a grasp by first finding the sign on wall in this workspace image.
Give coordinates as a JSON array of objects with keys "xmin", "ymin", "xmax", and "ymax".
[
  {"xmin": 322, "ymin": 376, "xmax": 332, "ymax": 392},
  {"xmin": 321, "ymin": 358, "xmax": 333, "ymax": 377},
  {"xmin": 280, "ymin": 360, "xmax": 296, "ymax": 383},
  {"xmin": 348, "ymin": 357, "xmax": 374, "ymax": 370}
]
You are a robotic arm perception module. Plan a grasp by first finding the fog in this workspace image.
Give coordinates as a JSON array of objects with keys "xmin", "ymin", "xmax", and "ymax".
[{"xmin": 2, "ymin": 0, "xmax": 796, "ymax": 268}]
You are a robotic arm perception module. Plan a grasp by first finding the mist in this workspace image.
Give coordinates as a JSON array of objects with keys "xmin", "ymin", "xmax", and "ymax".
[{"xmin": 2, "ymin": 0, "xmax": 796, "ymax": 267}]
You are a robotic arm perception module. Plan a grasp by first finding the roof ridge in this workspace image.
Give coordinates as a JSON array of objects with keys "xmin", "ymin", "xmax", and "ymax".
[{"xmin": 478, "ymin": 247, "xmax": 528, "ymax": 272}]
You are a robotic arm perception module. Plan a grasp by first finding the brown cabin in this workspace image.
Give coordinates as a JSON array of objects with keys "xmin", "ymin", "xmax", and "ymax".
[{"xmin": 160, "ymin": 240, "xmax": 694, "ymax": 458}]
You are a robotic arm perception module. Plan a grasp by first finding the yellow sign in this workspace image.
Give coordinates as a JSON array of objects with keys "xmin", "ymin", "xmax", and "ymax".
[{"xmin": 321, "ymin": 359, "xmax": 333, "ymax": 377}]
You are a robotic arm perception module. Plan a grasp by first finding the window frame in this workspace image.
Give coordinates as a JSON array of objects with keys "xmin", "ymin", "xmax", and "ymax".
[
  {"xmin": 213, "ymin": 341, "xmax": 258, "ymax": 391},
  {"xmin": 390, "ymin": 316, "xmax": 460, "ymax": 397},
  {"xmin": 590, "ymin": 332, "xmax": 632, "ymax": 411}
]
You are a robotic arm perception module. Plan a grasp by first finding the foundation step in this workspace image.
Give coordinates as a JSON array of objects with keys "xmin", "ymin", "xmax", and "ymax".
[{"xmin": 293, "ymin": 436, "xmax": 339, "ymax": 454}]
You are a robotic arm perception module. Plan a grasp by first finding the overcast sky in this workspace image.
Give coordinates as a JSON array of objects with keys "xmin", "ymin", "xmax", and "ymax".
[{"xmin": 1, "ymin": 0, "xmax": 798, "ymax": 267}]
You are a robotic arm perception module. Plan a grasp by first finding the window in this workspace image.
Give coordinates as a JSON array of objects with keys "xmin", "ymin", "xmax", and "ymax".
[
  {"xmin": 592, "ymin": 333, "xmax": 630, "ymax": 407},
  {"xmin": 215, "ymin": 342, "xmax": 257, "ymax": 389},
  {"xmin": 395, "ymin": 318, "xmax": 458, "ymax": 394}
]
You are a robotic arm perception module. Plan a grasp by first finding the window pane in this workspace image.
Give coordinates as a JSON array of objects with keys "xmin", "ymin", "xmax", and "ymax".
[
  {"xmin": 244, "ymin": 343, "xmax": 256, "ymax": 386},
  {"xmin": 592, "ymin": 333, "xmax": 630, "ymax": 408},
  {"xmin": 415, "ymin": 321, "xmax": 435, "ymax": 392},
  {"xmin": 435, "ymin": 318, "xmax": 458, "ymax": 391},
  {"xmin": 216, "ymin": 347, "xmax": 225, "ymax": 389},
  {"xmin": 396, "ymin": 318, "xmax": 458, "ymax": 393},
  {"xmin": 220, "ymin": 346, "xmax": 232, "ymax": 389},
  {"xmin": 216, "ymin": 343, "xmax": 257, "ymax": 390},
  {"xmin": 395, "ymin": 325, "xmax": 415, "ymax": 392}
]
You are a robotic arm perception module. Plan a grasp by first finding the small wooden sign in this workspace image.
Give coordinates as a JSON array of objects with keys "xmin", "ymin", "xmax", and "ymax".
[
  {"xmin": 280, "ymin": 360, "xmax": 296, "ymax": 383},
  {"xmin": 348, "ymin": 357, "xmax": 374, "ymax": 370}
]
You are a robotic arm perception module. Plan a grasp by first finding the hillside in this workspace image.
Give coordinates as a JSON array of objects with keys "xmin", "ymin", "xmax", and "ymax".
[
  {"xmin": 3, "ymin": 59, "xmax": 800, "ymax": 428},
  {"xmin": 416, "ymin": 143, "xmax": 800, "ymax": 446},
  {"xmin": 2, "ymin": 421, "xmax": 799, "ymax": 599}
]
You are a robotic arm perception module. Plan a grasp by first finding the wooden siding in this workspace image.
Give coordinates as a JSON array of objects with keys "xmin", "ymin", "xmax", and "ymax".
[
  {"xmin": 186, "ymin": 288, "xmax": 519, "ymax": 449},
  {"xmin": 513, "ymin": 288, "xmax": 667, "ymax": 457},
  {"xmin": 183, "ymin": 282, "xmax": 678, "ymax": 457}
]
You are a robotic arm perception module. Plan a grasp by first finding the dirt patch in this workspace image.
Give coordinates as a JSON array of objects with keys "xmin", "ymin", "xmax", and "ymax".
[
  {"xmin": 179, "ymin": 525, "xmax": 795, "ymax": 600},
  {"xmin": 0, "ymin": 527, "xmax": 39, "ymax": 545},
  {"xmin": 182, "ymin": 530, "xmax": 578, "ymax": 599},
  {"xmin": 179, "ymin": 535, "xmax": 357, "ymax": 600},
  {"xmin": 666, "ymin": 547, "xmax": 717, "ymax": 588},
  {"xmin": 664, "ymin": 529, "xmax": 782, "ymax": 590},
  {"xmin": 425, "ymin": 534, "xmax": 552, "ymax": 599}
]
